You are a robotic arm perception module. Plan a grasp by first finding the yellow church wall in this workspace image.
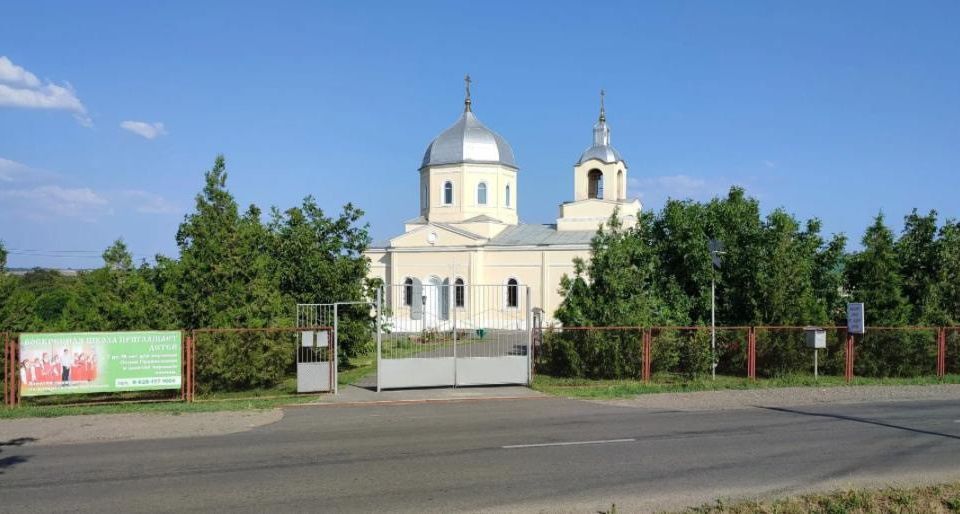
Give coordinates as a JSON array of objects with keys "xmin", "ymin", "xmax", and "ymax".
[
  {"xmin": 364, "ymin": 245, "xmax": 588, "ymax": 322},
  {"xmin": 420, "ymin": 163, "xmax": 517, "ymax": 225}
]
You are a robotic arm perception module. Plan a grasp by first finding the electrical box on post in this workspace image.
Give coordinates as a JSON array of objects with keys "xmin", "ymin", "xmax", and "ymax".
[{"xmin": 805, "ymin": 327, "xmax": 826, "ymax": 349}]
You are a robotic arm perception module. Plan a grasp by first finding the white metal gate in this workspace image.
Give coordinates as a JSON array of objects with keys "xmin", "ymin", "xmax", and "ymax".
[
  {"xmin": 296, "ymin": 304, "xmax": 336, "ymax": 393},
  {"xmin": 376, "ymin": 283, "xmax": 532, "ymax": 391}
]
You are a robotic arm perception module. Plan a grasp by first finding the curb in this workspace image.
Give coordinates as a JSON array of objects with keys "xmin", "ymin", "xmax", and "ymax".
[{"xmin": 284, "ymin": 395, "xmax": 551, "ymax": 409}]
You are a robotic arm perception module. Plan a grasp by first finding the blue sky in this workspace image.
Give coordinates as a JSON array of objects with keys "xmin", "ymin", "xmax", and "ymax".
[{"xmin": 1, "ymin": 1, "xmax": 958, "ymax": 268}]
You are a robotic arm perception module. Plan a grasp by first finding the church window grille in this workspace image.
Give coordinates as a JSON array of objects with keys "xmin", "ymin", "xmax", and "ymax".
[
  {"xmin": 506, "ymin": 278, "xmax": 519, "ymax": 308},
  {"xmin": 403, "ymin": 278, "xmax": 414, "ymax": 306},
  {"xmin": 443, "ymin": 181, "xmax": 453, "ymax": 205},
  {"xmin": 454, "ymin": 278, "xmax": 465, "ymax": 307}
]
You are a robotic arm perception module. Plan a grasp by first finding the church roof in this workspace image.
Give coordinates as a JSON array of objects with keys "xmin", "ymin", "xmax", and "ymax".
[
  {"xmin": 462, "ymin": 214, "xmax": 503, "ymax": 223},
  {"xmin": 421, "ymin": 111, "xmax": 517, "ymax": 170},
  {"xmin": 488, "ymin": 224, "xmax": 594, "ymax": 247},
  {"xmin": 577, "ymin": 144, "xmax": 623, "ymax": 165},
  {"xmin": 421, "ymin": 77, "xmax": 516, "ymax": 170}
]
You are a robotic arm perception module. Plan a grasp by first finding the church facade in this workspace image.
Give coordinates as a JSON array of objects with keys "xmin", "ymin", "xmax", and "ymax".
[{"xmin": 366, "ymin": 82, "xmax": 641, "ymax": 324}]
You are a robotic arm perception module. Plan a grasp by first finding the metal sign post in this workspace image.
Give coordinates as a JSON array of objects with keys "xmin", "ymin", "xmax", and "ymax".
[
  {"xmin": 708, "ymin": 239, "xmax": 725, "ymax": 381},
  {"xmin": 376, "ymin": 288, "xmax": 382, "ymax": 393},
  {"xmin": 805, "ymin": 327, "xmax": 826, "ymax": 379},
  {"xmin": 845, "ymin": 303, "xmax": 865, "ymax": 382}
]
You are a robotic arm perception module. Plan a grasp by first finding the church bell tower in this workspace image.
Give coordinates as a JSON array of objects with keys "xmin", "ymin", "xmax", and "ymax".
[{"xmin": 556, "ymin": 90, "xmax": 641, "ymax": 231}]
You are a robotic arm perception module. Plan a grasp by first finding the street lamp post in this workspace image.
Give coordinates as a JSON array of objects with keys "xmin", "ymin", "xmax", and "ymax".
[{"xmin": 709, "ymin": 239, "xmax": 725, "ymax": 381}]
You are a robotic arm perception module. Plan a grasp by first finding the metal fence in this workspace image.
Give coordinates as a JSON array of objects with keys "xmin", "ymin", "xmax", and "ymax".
[
  {"xmin": 534, "ymin": 325, "xmax": 960, "ymax": 382},
  {"xmin": 947, "ymin": 327, "xmax": 960, "ymax": 375},
  {"xmin": 4, "ymin": 324, "xmax": 960, "ymax": 408},
  {"xmin": 190, "ymin": 326, "xmax": 333, "ymax": 399}
]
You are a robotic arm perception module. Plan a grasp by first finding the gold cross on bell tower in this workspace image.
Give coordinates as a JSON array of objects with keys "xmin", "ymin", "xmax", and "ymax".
[{"xmin": 464, "ymin": 74, "xmax": 472, "ymax": 112}]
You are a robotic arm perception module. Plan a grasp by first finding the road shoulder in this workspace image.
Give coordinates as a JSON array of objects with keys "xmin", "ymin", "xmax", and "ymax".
[
  {"xmin": 0, "ymin": 408, "xmax": 283, "ymax": 446},
  {"xmin": 595, "ymin": 383, "xmax": 960, "ymax": 411}
]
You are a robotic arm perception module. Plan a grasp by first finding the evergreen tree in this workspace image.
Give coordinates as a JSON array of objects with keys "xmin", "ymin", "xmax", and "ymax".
[
  {"xmin": 173, "ymin": 155, "xmax": 283, "ymax": 329},
  {"xmin": 845, "ymin": 213, "xmax": 910, "ymax": 326},
  {"xmin": 934, "ymin": 220, "xmax": 960, "ymax": 324},
  {"xmin": 896, "ymin": 209, "xmax": 941, "ymax": 322}
]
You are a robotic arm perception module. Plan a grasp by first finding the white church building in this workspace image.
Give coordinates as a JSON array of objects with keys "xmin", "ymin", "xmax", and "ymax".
[{"xmin": 366, "ymin": 80, "xmax": 641, "ymax": 324}]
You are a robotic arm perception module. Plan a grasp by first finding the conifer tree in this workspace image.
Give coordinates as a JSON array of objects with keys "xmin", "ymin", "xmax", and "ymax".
[{"xmin": 845, "ymin": 213, "xmax": 910, "ymax": 326}]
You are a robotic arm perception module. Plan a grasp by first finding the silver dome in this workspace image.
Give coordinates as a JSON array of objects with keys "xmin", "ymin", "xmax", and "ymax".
[
  {"xmin": 578, "ymin": 144, "xmax": 623, "ymax": 165},
  {"xmin": 421, "ymin": 111, "xmax": 517, "ymax": 170}
]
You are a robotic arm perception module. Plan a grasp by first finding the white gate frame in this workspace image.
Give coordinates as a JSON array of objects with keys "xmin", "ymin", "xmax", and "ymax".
[
  {"xmin": 297, "ymin": 300, "xmax": 376, "ymax": 395},
  {"xmin": 375, "ymin": 284, "xmax": 533, "ymax": 391}
]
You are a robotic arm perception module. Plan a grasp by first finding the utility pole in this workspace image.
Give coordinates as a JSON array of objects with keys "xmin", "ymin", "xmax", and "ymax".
[
  {"xmin": 711, "ymin": 275, "xmax": 716, "ymax": 380},
  {"xmin": 709, "ymin": 239, "xmax": 725, "ymax": 381}
]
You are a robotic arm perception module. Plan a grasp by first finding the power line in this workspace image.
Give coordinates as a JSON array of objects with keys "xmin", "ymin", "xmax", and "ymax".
[{"xmin": 6, "ymin": 248, "xmax": 103, "ymax": 254}]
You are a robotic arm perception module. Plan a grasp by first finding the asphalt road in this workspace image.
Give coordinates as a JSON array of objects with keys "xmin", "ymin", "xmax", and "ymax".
[{"xmin": 2, "ymin": 396, "xmax": 960, "ymax": 513}]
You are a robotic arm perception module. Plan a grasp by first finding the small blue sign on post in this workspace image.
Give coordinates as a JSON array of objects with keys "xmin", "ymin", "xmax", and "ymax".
[{"xmin": 847, "ymin": 303, "xmax": 865, "ymax": 334}]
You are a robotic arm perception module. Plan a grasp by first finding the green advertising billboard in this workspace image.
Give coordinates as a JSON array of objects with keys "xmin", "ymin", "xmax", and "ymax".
[{"xmin": 18, "ymin": 331, "xmax": 182, "ymax": 397}]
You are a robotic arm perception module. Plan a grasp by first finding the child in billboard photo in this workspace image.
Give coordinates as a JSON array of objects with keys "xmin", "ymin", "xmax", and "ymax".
[{"xmin": 20, "ymin": 346, "xmax": 99, "ymax": 388}]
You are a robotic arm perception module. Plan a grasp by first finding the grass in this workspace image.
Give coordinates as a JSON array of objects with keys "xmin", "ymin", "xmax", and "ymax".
[
  {"xmin": 672, "ymin": 482, "xmax": 960, "ymax": 513},
  {"xmin": 338, "ymin": 351, "xmax": 376, "ymax": 385},
  {"xmin": 0, "ymin": 353, "xmax": 384, "ymax": 419},
  {"xmin": 0, "ymin": 394, "xmax": 320, "ymax": 419},
  {"xmin": 532, "ymin": 373, "xmax": 960, "ymax": 399}
]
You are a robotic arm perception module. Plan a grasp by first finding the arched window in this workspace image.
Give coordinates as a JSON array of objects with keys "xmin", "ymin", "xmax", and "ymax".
[
  {"xmin": 506, "ymin": 278, "xmax": 519, "ymax": 308},
  {"xmin": 443, "ymin": 182, "xmax": 453, "ymax": 205},
  {"xmin": 403, "ymin": 278, "xmax": 414, "ymax": 306},
  {"xmin": 454, "ymin": 278, "xmax": 465, "ymax": 307},
  {"xmin": 588, "ymin": 169, "xmax": 604, "ymax": 199},
  {"xmin": 477, "ymin": 182, "xmax": 487, "ymax": 205},
  {"xmin": 617, "ymin": 170, "xmax": 624, "ymax": 200},
  {"xmin": 421, "ymin": 182, "xmax": 428, "ymax": 209},
  {"xmin": 505, "ymin": 184, "xmax": 511, "ymax": 207}
]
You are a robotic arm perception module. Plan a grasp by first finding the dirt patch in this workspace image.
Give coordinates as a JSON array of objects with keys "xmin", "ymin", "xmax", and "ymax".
[{"xmin": 0, "ymin": 409, "xmax": 283, "ymax": 446}]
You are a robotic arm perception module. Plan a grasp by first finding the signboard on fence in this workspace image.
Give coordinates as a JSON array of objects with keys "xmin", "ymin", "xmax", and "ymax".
[
  {"xmin": 18, "ymin": 331, "xmax": 182, "ymax": 397},
  {"xmin": 847, "ymin": 303, "xmax": 865, "ymax": 335}
]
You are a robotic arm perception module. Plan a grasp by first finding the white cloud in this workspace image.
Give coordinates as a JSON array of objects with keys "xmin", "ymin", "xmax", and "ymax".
[
  {"xmin": 0, "ymin": 56, "xmax": 41, "ymax": 88},
  {"xmin": 118, "ymin": 189, "xmax": 180, "ymax": 214},
  {"xmin": 629, "ymin": 174, "xmax": 732, "ymax": 208},
  {"xmin": 120, "ymin": 121, "xmax": 167, "ymax": 140},
  {"xmin": 0, "ymin": 157, "xmax": 34, "ymax": 183},
  {"xmin": 0, "ymin": 185, "xmax": 109, "ymax": 221},
  {"xmin": 0, "ymin": 157, "xmax": 58, "ymax": 183},
  {"xmin": 763, "ymin": 160, "xmax": 777, "ymax": 169},
  {"xmin": 0, "ymin": 157, "xmax": 179, "ymax": 220},
  {"xmin": 0, "ymin": 56, "xmax": 91, "ymax": 126}
]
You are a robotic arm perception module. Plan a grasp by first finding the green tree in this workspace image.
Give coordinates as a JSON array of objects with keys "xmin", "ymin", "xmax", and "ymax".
[
  {"xmin": 267, "ymin": 198, "xmax": 373, "ymax": 357},
  {"xmin": 549, "ymin": 212, "xmax": 688, "ymax": 378},
  {"xmin": 62, "ymin": 239, "xmax": 176, "ymax": 331},
  {"xmin": 896, "ymin": 209, "xmax": 941, "ymax": 322},
  {"xmin": 845, "ymin": 213, "xmax": 910, "ymax": 326},
  {"xmin": 934, "ymin": 220, "xmax": 960, "ymax": 324},
  {"xmin": 173, "ymin": 155, "xmax": 284, "ymax": 329}
]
